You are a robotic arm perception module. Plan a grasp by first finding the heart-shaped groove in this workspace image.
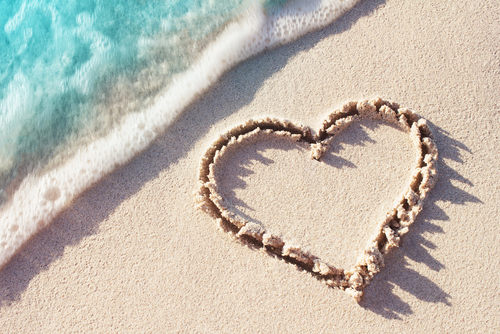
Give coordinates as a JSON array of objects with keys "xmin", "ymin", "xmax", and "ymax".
[{"xmin": 195, "ymin": 98, "xmax": 438, "ymax": 301}]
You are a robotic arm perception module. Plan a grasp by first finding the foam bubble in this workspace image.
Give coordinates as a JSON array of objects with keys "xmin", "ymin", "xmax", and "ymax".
[
  {"xmin": 0, "ymin": 0, "xmax": 360, "ymax": 269},
  {"xmin": 43, "ymin": 187, "xmax": 61, "ymax": 202}
]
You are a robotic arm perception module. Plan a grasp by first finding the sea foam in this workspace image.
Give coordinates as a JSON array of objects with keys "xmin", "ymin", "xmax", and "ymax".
[{"xmin": 0, "ymin": 0, "xmax": 359, "ymax": 269}]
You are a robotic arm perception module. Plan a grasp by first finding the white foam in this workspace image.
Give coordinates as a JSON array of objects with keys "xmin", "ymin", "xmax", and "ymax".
[{"xmin": 0, "ymin": 0, "xmax": 360, "ymax": 269}]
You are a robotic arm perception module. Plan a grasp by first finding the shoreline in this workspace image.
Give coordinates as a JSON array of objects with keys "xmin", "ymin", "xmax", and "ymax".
[{"xmin": 0, "ymin": 0, "xmax": 360, "ymax": 269}]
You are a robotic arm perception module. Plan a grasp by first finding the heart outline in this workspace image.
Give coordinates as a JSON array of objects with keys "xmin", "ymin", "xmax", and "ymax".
[{"xmin": 196, "ymin": 98, "xmax": 438, "ymax": 301}]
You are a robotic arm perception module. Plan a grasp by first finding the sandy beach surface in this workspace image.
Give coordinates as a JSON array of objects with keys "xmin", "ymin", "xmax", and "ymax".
[{"xmin": 1, "ymin": 0, "xmax": 499, "ymax": 332}]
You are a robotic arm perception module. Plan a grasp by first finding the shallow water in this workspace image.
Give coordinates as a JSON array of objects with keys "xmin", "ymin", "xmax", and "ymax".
[
  {"xmin": 0, "ymin": 0, "xmax": 360, "ymax": 268},
  {"xmin": 0, "ymin": 0, "xmax": 290, "ymax": 204}
]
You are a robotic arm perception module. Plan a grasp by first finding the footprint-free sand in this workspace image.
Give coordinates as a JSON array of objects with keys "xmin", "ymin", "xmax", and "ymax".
[{"xmin": 1, "ymin": 0, "xmax": 499, "ymax": 332}]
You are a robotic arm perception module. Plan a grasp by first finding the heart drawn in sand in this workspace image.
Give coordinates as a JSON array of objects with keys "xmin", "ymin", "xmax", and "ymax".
[{"xmin": 195, "ymin": 98, "xmax": 438, "ymax": 301}]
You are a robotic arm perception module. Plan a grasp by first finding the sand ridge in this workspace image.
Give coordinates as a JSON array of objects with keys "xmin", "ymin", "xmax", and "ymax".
[{"xmin": 196, "ymin": 98, "xmax": 438, "ymax": 301}]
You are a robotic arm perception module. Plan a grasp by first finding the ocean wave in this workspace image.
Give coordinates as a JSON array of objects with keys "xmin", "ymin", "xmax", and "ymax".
[
  {"xmin": 0, "ymin": 0, "xmax": 253, "ymax": 203},
  {"xmin": 0, "ymin": 0, "xmax": 359, "ymax": 269}
]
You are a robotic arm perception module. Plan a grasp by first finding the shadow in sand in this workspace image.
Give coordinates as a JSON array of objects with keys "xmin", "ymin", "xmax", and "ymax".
[
  {"xmin": 321, "ymin": 120, "xmax": 384, "ymax": 169},
  {"xmin": 359, "ymin": 124, "xmax": 482, "ymax": 319},
  {"xmin": 214, "ymin": 138, "xmax": 281, "ymax": 214},
  {"xmin": 0, "ymin": 0, "xmax": 389, "ymax": 308}
]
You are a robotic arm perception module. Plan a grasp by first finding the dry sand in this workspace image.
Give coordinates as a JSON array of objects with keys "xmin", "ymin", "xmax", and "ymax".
[{"xmin": 1, "ymin": 0, "xmax": 499, "ymax": 332}]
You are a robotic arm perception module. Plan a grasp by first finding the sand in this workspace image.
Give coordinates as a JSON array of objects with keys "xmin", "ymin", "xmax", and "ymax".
[{"xmin": 1, "ymin": 0, "xmax": 499, "ymax": 332}]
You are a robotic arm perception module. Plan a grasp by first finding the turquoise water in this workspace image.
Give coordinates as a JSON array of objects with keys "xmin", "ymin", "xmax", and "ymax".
[
  {"xmin": 0, "ymin": 0, "xmax": 287, "ymax": 204},
  {"xmin": 0, "ymin": 0, "xmax": 360, "ymax": 268}
]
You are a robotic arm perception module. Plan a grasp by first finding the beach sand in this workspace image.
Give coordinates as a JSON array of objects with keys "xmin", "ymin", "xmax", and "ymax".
[{"xmin": 1, "ymin": 0, "xmax": 499, "ymax": 332}]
